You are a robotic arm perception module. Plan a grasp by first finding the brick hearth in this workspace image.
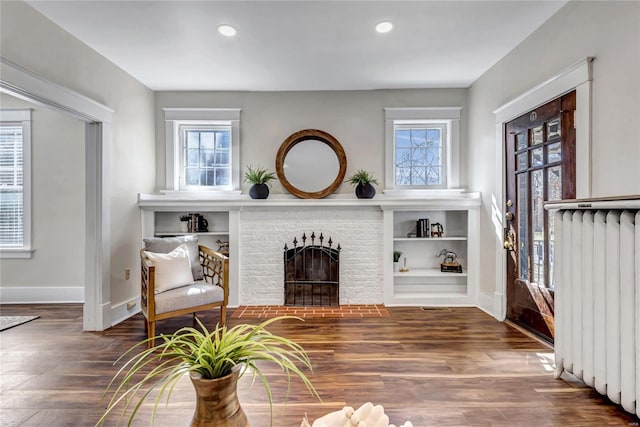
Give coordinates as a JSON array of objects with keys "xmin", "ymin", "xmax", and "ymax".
[{"xmin": 231, "ymin": 304, "xmax": 389, "ymax": 319}]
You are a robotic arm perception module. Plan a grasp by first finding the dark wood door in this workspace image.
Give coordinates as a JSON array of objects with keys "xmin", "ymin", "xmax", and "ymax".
[{"xmin": 504, "ymin": 91, "xmax": 576, "ymax": 343}]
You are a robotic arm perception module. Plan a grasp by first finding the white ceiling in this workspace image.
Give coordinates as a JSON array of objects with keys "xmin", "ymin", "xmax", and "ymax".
[{"xmin": 26, "ymin": 0, "xmax": 567, "ymax": 91}]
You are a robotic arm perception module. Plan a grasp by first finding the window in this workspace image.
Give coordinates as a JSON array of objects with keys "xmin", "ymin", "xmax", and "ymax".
[
  {"xmin": 394, "ymin": 124, "xmax": 446, "ymax": 187},
  {"xmin": 0, "ymin": 109, "xmax": 32, "ymax": 258},
  {"xmin": 384, "ymin": 107, "xmax": 461, "ymax": 191},
  {"xmin": 164, "ymin": 108, "xmax": 241, "ymax": 192},
  {"xmin": 180, "ymin": 125, "xmax": 231, "ymax": 189}
]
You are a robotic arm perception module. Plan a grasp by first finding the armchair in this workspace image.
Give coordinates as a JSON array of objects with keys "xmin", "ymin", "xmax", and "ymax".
[{"xmin": 141, "ymin": 240, "xmax": 228, "ymax": 347}]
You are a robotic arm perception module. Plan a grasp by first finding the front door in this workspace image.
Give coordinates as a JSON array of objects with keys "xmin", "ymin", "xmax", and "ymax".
[{"xmin": 504, "ymin": 91, "xmax": 576, "ymax": 343}]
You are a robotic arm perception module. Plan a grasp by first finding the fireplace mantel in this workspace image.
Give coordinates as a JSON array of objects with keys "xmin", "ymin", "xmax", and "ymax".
[{"xmin": 138, "ymin": 191, "xmax": 481, "ymax": 211}]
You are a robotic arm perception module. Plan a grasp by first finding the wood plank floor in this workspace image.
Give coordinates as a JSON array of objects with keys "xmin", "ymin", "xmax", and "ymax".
[{"xmin": 0, "ymin": 304, "xmax": 637, "ymax": 427}]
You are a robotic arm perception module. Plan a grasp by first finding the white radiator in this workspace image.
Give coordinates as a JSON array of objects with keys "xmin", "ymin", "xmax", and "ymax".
[{"xmin": 552, "ymin": 201, "xmax": 640, "ymax": 416}]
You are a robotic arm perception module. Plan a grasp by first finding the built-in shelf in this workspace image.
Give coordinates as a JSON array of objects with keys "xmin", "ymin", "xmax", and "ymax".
[
  {"xmin": 139, "ymin": 191, "xmax": 481, "ymax": 308},
  {"xmin": 155, "ymin": 231, "xmax": 229, "ymax": 236},
  {"xmin": 393, "ymin": 237, "xmax": 467, "ymax": 241},
  {"xmin": 394, "ymin": 268, "xmax": 467, "ymax": 278}
]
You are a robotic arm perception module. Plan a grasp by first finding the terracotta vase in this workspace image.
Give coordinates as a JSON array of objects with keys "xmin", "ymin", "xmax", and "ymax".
[{"xmin": 189, "ymin": 371, "xmax": 249, "ymax": 427}]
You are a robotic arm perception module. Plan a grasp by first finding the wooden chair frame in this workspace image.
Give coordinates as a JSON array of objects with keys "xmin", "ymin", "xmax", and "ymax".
[{"xmin": 141, "ymin": 245, "xmax": 229, "ymax": 347}]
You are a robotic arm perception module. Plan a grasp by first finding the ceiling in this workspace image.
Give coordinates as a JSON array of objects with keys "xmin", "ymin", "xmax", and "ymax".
[{"xmin": 26, "ymin": 0, "xmax": 567, "ymax": 92}]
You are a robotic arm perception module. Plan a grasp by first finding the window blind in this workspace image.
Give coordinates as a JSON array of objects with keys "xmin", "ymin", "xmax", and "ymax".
[{"xmin": 0, "ymin": 124, "xmax": 24, "ymax": 246}]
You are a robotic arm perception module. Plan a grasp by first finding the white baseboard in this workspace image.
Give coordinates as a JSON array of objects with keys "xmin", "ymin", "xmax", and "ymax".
[
  {"xmin": 477, "ymin": 291, "xmax": 499, "ymax": 320},
  {"xmin": 110, "ymin": 296, "xmax": 141, "ymax": 327},
  {"xmin": 0, "ymin": 286, "xmax": 84, "ymax": 303}
]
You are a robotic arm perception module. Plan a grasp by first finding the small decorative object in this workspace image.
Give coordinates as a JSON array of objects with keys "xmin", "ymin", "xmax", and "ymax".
[
  {"xmin": 180, "ymin": 214, "xmax": 190, "ymax": 233},
  {"xmin": 393, "ymin": 250, "xmax": 403, "ymax": 272},
  {"xmin": 430, "ymin": 222, "xmax": 444, "ymax": 238},
  {"xmin": 216, "ymin": 239, "xmax": 229, "ymax": 256},
  {"xmin": 244, "ymin": 165, "xmax": 276, "ymax": 199},
  {"xmin": 437, "ymin": 248, "xmax": 462, "ymax": 273},
  {"xmin": 415, "ymin": 218, "xmax": 430, "ymax": 238},
  {"xmin": 399, "ymin": 257, "xmax": 410, "ymax": 273},
  {"xmin": 345, "ymin": 169, "xmax": 379, "ymax": 199},
  {"xmin": 97, "ymin": 317, "xmax": 318, "ymax": 427},
  {"xmin": 300, "ymin": 402, "xmax": 414, "ymax": 427}
]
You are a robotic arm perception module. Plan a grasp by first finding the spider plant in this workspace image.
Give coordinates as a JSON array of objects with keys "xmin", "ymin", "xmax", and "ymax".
[
  {"xmin": 97, "ymin": 316, "xmax": 319, "ymax": 426},
  {"xmin": 243, "ymin": 165, "xmax": 277, "ymax": 185}
]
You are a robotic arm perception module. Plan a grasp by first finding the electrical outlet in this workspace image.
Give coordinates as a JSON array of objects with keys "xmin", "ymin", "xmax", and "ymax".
[
  {"xmin": 125, "ymin": 268, "xmax": 131, "ymax": 280},
  {"xmin": 126, "ymin": 301, "xmax": 136, "ymax": 310}
]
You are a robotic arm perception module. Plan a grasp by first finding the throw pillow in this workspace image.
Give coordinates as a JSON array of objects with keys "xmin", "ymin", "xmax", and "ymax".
[
  {"xmin": 143, "ymin": 235, "xmax": 203, "ymax": 281},
  {"xmin": 144, "ymin": 244, "xmax": 194, "ymax": 294}
]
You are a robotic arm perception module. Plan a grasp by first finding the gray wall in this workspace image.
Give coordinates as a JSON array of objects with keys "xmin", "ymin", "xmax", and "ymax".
[
  {"xmin": 466, "ymin": 1, "xmax": 640, "ymax": 303},
  {"xmin": 0, "ymin": 1, "xmax": 156, "ymax": 308},
  {"xmin": 154, "ymin": 89, "xmax": 468, "ymax": 194},
  {"xmin": 0, "ymin": 94, "xmax": 85, "ymax": 292}
]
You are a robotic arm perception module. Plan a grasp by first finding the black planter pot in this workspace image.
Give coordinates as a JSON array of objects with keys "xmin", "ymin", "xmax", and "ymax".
[
  {"xmin": 249, "ymin": 183, "xmax": 270, "ymax": 199},
  {"xmin": 355, "ymin": 183, "xmax": 376, "ymax": 199}
]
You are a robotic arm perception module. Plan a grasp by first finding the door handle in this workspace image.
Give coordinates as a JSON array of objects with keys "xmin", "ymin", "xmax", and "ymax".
[{"xmin": 503, "ymin": 229, "xmax": 515, "ymax": 251}]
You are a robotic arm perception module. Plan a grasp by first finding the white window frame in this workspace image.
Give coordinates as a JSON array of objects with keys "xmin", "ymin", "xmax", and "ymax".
[
  {"xmin": 164, "ymin": 108, "xmax": 241, "ymax": 193},
  {"xmin": 0, "ymin": 109, "xmax": 33, "ymax": 258},
  {"xmin": 384, "ymin": 107, "xmax": 461, "ymax": 193}
]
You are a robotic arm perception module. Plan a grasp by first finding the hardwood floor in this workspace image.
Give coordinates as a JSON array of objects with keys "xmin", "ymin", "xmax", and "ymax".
[{"xmin": 0, "ymin": 304, "xmax": 637, "ymax": 426}]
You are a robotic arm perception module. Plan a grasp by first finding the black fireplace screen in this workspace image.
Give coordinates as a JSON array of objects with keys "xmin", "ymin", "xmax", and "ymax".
[{"xmin": 284, "ymin": 232, "xmax": 340, "ymax": 306}]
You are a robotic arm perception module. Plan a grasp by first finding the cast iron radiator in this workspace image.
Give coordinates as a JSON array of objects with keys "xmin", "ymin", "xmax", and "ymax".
[
  {"xmin": 550, "ymin": 198, "xmax": 639, "ymax": 416},
  {"xmin": 283, "ymin": 232, "xmax": 340, "ymax": 306}
]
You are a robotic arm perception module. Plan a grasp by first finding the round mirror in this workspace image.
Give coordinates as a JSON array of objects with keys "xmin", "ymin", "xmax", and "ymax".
[{"xmin": 276, "ymin": 129, "xmax": 347, "ymax": 199}]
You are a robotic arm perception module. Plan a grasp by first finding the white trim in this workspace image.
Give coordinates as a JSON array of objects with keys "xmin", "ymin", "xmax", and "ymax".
[
  {"xmin": 110, "ymin": 296, "xmax": 141, "ymax": 327},
  {"xmin": 0, "ymin": 286, "xmax": 84, "ymax": 303},
  {"xmin": 0, "ymin": 57, "xmax": 113, "ymax": 331},
  {"xmin": 0, "ymin": 108, "xmax": 32, "ymax": 255},
  {"xmin": 163, "ymin": 108, "xmax": 241, "ymax": 192},
  {"xmin": 477, "ymin": 291, "xmax": 498, "ymax": 319},
  {"xmin": 493, "ymin": 57, "xmax": 594, "ymax": 321},
  {"xmin": 0, "ymin": 248, "xmax": 34, "ymax": 259},
  {"xmin": 384, "ymin": 107, "xmax": 461, "ymax": 121},
  {"xmin": 384, "ymin": 107, "xmax": 462, "ymax": 191}
]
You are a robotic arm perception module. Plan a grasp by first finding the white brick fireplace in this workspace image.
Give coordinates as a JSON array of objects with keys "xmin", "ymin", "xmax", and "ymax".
[{"xmin": 239, "ymin": 207, "xmax": 383, "ymax": 305}]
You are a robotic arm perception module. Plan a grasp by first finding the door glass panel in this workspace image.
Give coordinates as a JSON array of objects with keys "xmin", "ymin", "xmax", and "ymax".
[
  {"xmin": 531, "ymin": 169, "xmax": 544, "ymax": 285},
  {"xmin": 548, "ymin": 142, "xmax": 561, "ymax": 163},
  {"xmin": 516, "ymin": 132, "xmax": 527, "ymax": 150},
  {"xmin": 531, "ymin": 147, "xmax": 543, "ymax": 167},
  {"xmin": 548, "ymin": 166, "xmax": 562, "ymax": 201},
  {"xmin": 517, "ymin": 153, "xmax": 528, "ymax": 171},
  {"xmin": 517, "ymin": 173, "xmax": 529, "ymax": 281},
  {"xmin": 547, "ymin": 119, "xmax": 560, "ymax": 139},
  {"xmin": 532, "ymin": 126, "xmax": 543, "ymax": 144}
]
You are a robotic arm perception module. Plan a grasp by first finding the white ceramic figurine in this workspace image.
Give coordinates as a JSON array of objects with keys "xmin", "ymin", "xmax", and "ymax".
[{"xmin": 300, "ymin": 402, "xmax": 413, "ymax": 427}]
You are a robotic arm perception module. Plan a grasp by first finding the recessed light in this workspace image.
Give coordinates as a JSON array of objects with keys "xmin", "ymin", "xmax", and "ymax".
[
  {"xmin": 375, "ymin": 21, "xmax": 393, "ymax": 34},
  {"xmin": 217, "ymin": 25, "xmax": 237, "ymax": 37}
]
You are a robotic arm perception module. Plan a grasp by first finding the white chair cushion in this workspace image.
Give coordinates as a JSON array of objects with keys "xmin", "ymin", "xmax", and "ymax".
[
  {"xmin": 154, "ymin": 281, "xmax": 224, "ymax": 315},
  {"xmin": 144, "ymin": 244, "xmax": 194, "ymax": 294},
  {"xmin": 143, "ymin": 235, "xmax": 203, "ymax": 281}
]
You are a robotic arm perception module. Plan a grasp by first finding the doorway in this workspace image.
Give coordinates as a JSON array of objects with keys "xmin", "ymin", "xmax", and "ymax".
[{"xmin": 504, "ymin": 90, "xmax": 576, "ymax": 342}]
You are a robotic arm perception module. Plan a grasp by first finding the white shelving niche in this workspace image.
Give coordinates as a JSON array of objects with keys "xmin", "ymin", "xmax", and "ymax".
[
  {"xmin": 382, "ymin": 194, "xmax": 480, "ymax": 307},
  {"xmin": 153, "ymin": 211, "xmax": 230, "ymax": 248}
]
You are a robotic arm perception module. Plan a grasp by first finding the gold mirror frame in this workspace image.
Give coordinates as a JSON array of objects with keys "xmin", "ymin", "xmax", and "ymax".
[{"xmin": 275, "ymin": 129, "xmax": 347, "ymax": 199}]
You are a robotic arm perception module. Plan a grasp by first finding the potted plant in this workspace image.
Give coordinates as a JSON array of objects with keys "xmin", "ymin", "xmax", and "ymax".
[
  {"xmin": 244, "ymin": 165, "xmax": 276, "ymax": 199},
  {"xmin": 393, "ymin": 250, "xmax": 403, "ymax": 272},
  {"xmin": 345, "ymin": 169, "xmax": 379, "ymax": 199},
  {"xmin": 97, "ymin": 317, "xmax": 318, "ymax": 427}
]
